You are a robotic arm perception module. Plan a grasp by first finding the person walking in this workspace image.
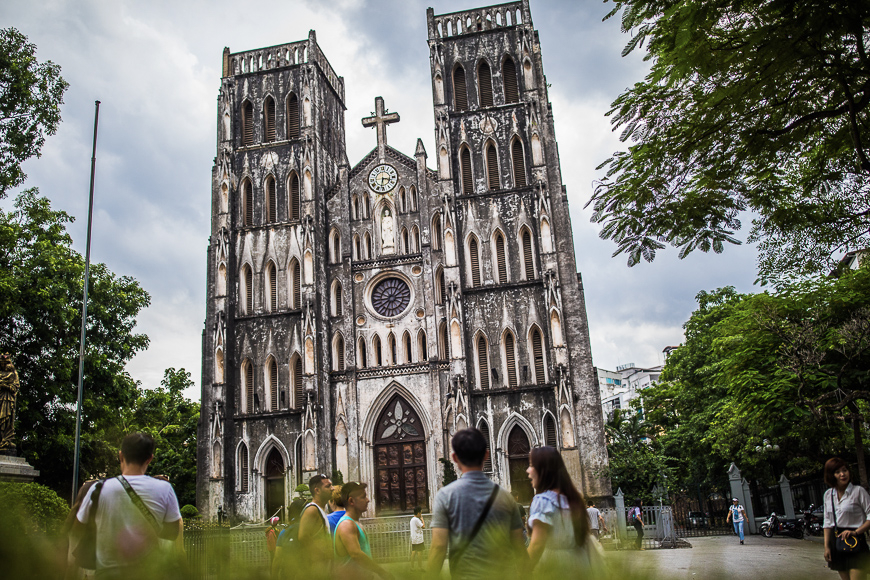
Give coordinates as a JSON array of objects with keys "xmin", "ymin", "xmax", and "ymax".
[
  {"xmin": 823, "ymin": 457, "xmax": 870, "ymax": 579},
  {"xmin": 525, "ymin": 446, "xmax": 602, "ymax": 576},
  {"xmin": 426, "ymin": 428, "xmax": 527, "ymax": 580},
  {"xmin": 586, "ymin": 500, "xmax": 607, "ymax": 540},
  {"xmin": 333, "ymin": 482, "xmax": 393, "ymax": 580},
  {"xmin": 726, "ymin": 498, "xmax": 747, "ymax": 545},
  {"xmin": 74, "ymin": 432, "xmax": 182, "ymax": 580},
  {"xmin": 628, "ymin": 499, "xmax": 644, "ymax": 550},
  {"xmin": 298, "ymin": 474, "xmax": 334, "ymax": 578},
  {"xmin": 327, "ymin": 486, "xmax": 346, "ymax": 535},
  {"xmin": 409, "ymin": 505, "xmax": 426, "ymax": 571},
  {"xmin": 266, "ymin": 517, "xmax": 280, "ymax": 562}
]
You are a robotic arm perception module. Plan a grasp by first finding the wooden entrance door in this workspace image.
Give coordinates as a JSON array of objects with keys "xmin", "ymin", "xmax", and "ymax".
[
  {"xmin": 265, "ymin": 448, "xmax": 285, "ymax": 521},
  {"xmin": 374, "ymin": 395, "xmax": 428, "ymax": 514},
  {"xmin": 507, "ymin": 425, "xmax": 534, "ymax": 504}
]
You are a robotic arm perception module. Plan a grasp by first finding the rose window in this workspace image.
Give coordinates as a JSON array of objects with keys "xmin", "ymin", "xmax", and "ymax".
[{"xmin": 371, "ymin": 278, "xmax": 411, "ymax": 317}]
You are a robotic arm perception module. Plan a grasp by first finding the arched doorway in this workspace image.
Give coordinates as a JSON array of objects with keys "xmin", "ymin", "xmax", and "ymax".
[
  {"xmin": 373, "ymin": 395, "xmax": 428, "ymax": 514},
  {"xmin": 507, "ymin": 425, "xmax": 533, "ymax": 504},
  {"xmin": 265, "ymin": 448, "xmax": 285, "ymax": 521}
]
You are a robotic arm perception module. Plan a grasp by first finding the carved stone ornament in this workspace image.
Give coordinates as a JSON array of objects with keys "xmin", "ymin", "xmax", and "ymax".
[{"xmin": 0, "ymin": 354, "xmax": 20, "ymax": 453}]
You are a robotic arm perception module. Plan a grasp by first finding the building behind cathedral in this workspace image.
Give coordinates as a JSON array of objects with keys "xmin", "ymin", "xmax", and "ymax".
[{"xmin": 197, "ymin": 0, "xmax": 611, "ymax": 521}]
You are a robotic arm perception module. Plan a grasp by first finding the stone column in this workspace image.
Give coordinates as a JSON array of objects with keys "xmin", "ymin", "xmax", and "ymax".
[
  {"xmin": 729, "ymin": 462, "xmax": 757, "ymax": 534},
  {"xmin": 779, "ymin": 474, "xmax": 796, "ymax": 519},
  {"xmin": 614, "ymin": 487, "xmax": 627, "ymax": 539}
]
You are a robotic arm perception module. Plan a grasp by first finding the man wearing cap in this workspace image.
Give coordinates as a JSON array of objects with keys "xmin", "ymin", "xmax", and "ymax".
[
  {"xmin": 298, "ymin": 474, "xmax": 334, "ymax": 576},
  {"xmin": 333, "ymin": 482, "xmax": 393, "ymax": 580},
  {"xmin": 726, "ymin": 498, "xmax": 747, "ymax": 545}
]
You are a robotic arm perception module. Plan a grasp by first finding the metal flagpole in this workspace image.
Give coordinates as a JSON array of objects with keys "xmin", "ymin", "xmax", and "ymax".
[{"xmin": 71, "ymin": 100, "xmax": 101, "ymax": 505}]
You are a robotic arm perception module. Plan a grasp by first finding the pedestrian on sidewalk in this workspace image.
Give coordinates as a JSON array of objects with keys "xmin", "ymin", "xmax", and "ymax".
[
  {"xmin": 409, "ymin": 505, "xmax": 426, "ymax": 571},
  {"xmin": 333, "ymin": 482, "xmax": 393, "ymax": 580},
  {"xmin": 266, "ymin": 517, "xmax": 280, "ymax": 561},
  {"xmin": 823, "ymin": 457, "xmax": 870, "ymax": 579},
  {"xmin": 327, "ymin": 485, "xmax": 346, "ymax": 535},
  {"xmin": 726, "ymin": 498, "xmax": 746, "ymax": 545},
  {"xmin": 426, "ymin": 428, "xmax": 527, "ymax": 580},
  {"xmin": 628, "ymin": 499, "xmax": 644, "ymax": 550},
  {"xmin": 298, "ymin": 474, "xmax": 334, "ymax": 579},
  {"xmin": 586, "ymin": 500, "xmax": 607, "ymax": 540}
]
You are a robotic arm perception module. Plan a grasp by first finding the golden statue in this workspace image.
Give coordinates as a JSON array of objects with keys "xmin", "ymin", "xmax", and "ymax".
[{"xmin": 0, "ymin": 354, "xmax": 19, "ymax": 454}]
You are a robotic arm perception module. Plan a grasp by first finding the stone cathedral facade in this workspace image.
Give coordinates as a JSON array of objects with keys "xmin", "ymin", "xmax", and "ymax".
[{"xmin": 197, "ymin": 0, "xmax": 611, "ymax": 522}]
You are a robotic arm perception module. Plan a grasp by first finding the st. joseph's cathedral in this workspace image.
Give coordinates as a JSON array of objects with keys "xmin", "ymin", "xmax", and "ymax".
[{"xmin": 197, "ymin": 0, "xmax": 611, "ymax": 521}]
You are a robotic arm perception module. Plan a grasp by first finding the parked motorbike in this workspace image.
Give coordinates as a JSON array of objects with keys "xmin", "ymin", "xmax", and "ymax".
[
  {"xmin": 802, "ymin": 505, "xmax": 823, "ymax": 537},
  {"xmin": 760, "ymin": 512, "xmax": 805, "ymax": 539}
]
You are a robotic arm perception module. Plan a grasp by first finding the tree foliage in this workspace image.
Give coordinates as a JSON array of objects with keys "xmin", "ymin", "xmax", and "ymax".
[
  {"xmin": 0, "ymin": 28, "xmax": 68, "ymax": 198},
  {"xmin": 0, "ymin": 482, "xmax": 69, "ymax": 536},
  {"xmin": 604, "ymin": 408, "xmax": 672, "ymax": 501},
  {"xmin": 590, "ymin": 0, "xmax": 870, "ymax": 285}
]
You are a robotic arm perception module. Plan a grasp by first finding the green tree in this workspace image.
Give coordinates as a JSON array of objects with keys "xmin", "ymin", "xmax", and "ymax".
[
  {"xmin": 589, "ymin": 1, "xmax": 870, "ymax": 285},
  {"xmin": 604, "ymin": 408, "xmax": 671, "ymax": 502},
  {"xmin": 0, "ymin": 28, "xmax": 68, "ymax": 197},
  {"xmin": 0, "ymin": 189, "xmax": 150, "ymax": 499}
]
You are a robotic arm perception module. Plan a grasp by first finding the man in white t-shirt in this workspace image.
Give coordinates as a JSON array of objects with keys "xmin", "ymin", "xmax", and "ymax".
[
  {"xmin": 586, "ymin": 500, "xmax": 608, "ymax": 539},
  {"xmin": 75, "ymin": 432, "xmax": 182, "ymax": 579},
  {"xmin": 726, "ymin": 497, "xmax": 747, "ymax": 545},
  {"xmin": 409, "ymin": 505, "xmax": 426, "ymax": 570}
]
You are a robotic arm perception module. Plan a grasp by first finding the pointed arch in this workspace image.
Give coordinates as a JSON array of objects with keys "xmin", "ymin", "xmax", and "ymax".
[
  {"xmin": 439, "ymin": 146, "xmax": 450, "ymax": 179},
  {"xmin": 560, "ymin": 407, "xmax": 576, "ymax": 448},
  {"xmin": 543, "ymin": 411, "xmax": 558, "ymax": 447},
  {"xmin": 398, "ymin": 186, "xmax": 406, "ymax": 213},
  {"xmin": 520, "ymin": 226, "xmax": 535, "ymax": 280},
  {"xmin": 504, "ymin": 420, "xmax": 534, "ymax": 502},
  {"xmin": 352, "ymin": 194, "xmax": 360, "ymax": 220},
  {"xmin": 550, "ymin": 310, "xmax": 564, "ymax": 346},
  {"xmin": 477, "ymin": 60, "xmax": 494, "ymax": 108},
  {"xmin": 220, "ymin": 182, "xmax": 228, "ymax": 213},
  {"xmin": 417, "ymin": 329, "xmax": 428, "ymax": 361},
  {"xmin": 241, "ymin": 100, "xmax": 254, "ymax": 146},
  {"xmin": 450, "ymin": 321, "xmax": 462, "ymax": 358},
  {"xmin": 388, "ymin": 332, "xmax": 397, "ymax": 365},
  {"xmin": 411, "ymin": 226, "xmax": 420, "ymax": 253},
  {"xmin": 253, "ymin": 434, "xmax": 291, "ymax": 476},
  {"xmin": 217, "ymin": 263, "xmax": 227, "ymax": 296},
  {"xmin": 288, "ymin": 258, "xmax": 301, "ymax": 309},
  {"xmin": 529, "ymin": 325, "xmax": 546, "ymax": 384},
  {"xmin": 266, "ymin": 355, "xmax": 279, "ymax": 411},
  {"xmin": 264, "ymin": 96, "xmax": 276, "ymax": 142},
  {"xmin": 401, "ymin": 227, "xmax": 409, "ymax": 254},
  {"xmin": 432, "ymin": 214, "xmax": 442, "ymax": 250},
  {"xmin": 242, "ymin": 358, "xmax": 254, "ymax": 413},
  {"xmin": 363, "ymin": 195, "xmax": 370, "ymax": 218},
  {"xmin": 434, "ymin": 72, "xmax": 445, "ymax": 105},
  {"xmin": 330, "ymin": 228, "xmax": 342, "ymax": 263},
  {"xmin": 511, "ymin": 138, "xmax": 526, "ymax": 187},
  {"xmin": 445, "ymin": 230, "xmax": 456, "ymax": 266},
  {"xmin": 303, "ymin": 249, "xmax": 313, "ymax": 284},
  {"xmin": 304, "ymin": 337, "xmax": 314, "ymax": 374},
  {"xmin": 402, "ymin": 330, "xmax": 413, "ymax": 364},
  {"xmin": 287, "ymin": 93, "xmax": 301, "ymax": 139},
  {"xmin": 266, "ymin": 260, "xmax": 278, "ymax": 312},
  {"xmin": 502, "ymin": 329, "xmax": 518, "ymax": 389},
  {"xmin": 435, "ymin": 265, "xmax": 445, "ymax": 305},
  {"xmin": 477, "ymin": 418, "xmax": 493, "ymax": 472},
  {"xmin": 290, "ymin": 353, "xmax": 303, "ymax": 408},
  {"xmin": 215, "ymin": 348, "xmax": 224, "ymax": 384},
  {"xmin": 438, "ymin": 321, "xmax": 449, "ymax": 360},
  {"xmin": 467, "ymin": 234, "xmax": 482, "ymax": 287},
  {"xmin": 242, "ymin": 178, "xmax": 253, "ymax": 227},
  {"xmin": 373, "ymin": 335, "xmax": 383, "ymax": 366},
  {"xmin": 503, "ymin": 56, "xmax": 519, "ymax": 103},
  {"xmin": 302, "ymin": 96, "xmax": 312, "ymax": 126},
  {"xmin": 333, "ymin": 332, "xmax": 345, "ymax": 371},
  {"xmin": 540, "ymin": 217, "xmax": 553, "ymax": 253},
  {"xmin": 493, "ymin": 229, "xmax": 508, "ymax": 284},
  {"xmin": 485, "ymin": 140, "xmax": 499, "ymax": 190},
  {"xmin": 475, "ymin": 332, "xmax": 490, "ymax": 389},
  {"xmin": 241, "ymin": 264, "xmax": 253, "ymax": 314},
  {"xmin": 531, "ymin": 133, "xmax": 543, "ymax": 165},
  {"xmin": 238, "ymin": 441, "xmax": 250, "ymax": 492},
  {"xmin": 460, "ymin": 146, "xmax": 473, "ymax": 194},
  {"xmin": 331, "ymin": 280, "xmax": 343, "ymax": 316},
  {"xmin": 288, "ymin": 172, "xmax": 301, "ymax": 221},
  {"xmin": 357, "ymin": 337, "xmax": 368, "ymax": 368},
  {"xmin": 353, "ymin": 234, "xmax": 361, "ymax": 260},
  {"xmin": 409, "ymin": 185, "xmax": 418, "ymax": 212},
  {"xmin": 453, "ymin": 65, "xmax": 468, "ymax": 111},
  {"xmin": 303, "ymin": 169, "xmax": 313, "ymax": 200},
  {"xmin": 212, "ymin": 440, "xmax": 222, "ymax": 478},
  {"xmin": 364, "ymin": 232, "xmax": 373, "ymax": 259}
]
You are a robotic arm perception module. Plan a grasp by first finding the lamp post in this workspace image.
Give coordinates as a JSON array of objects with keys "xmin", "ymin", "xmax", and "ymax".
[{"xmin": 755, "ymin": 439, "xmax": 781, "ymax": 514}]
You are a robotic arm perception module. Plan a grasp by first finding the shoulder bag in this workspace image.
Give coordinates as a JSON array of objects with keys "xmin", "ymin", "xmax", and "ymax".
[
  {"xmin": 449, "ymin": 484, "xmax": 501, "ymax": 568},
  {"xmin": 832, "ymin": 490, "xmax": 867, "ymax": 556},
  {"xmin": 72, "ymin": 480, "xmax": 105, "ymax": 570}
]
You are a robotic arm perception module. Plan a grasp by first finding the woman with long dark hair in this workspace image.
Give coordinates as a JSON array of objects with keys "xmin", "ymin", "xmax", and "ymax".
[
  {"xmin": 823, "ymin": 457, "xmax": 870, "ymax": 579},
  {"xmin": 526, "ymin": 446, "xmax": 601, "ymax": 574}
]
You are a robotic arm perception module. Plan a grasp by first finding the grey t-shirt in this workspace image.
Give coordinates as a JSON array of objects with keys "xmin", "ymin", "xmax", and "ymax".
[{"xmin": 431, "ymin": 471, "xmax": 523, "ymax": 579}]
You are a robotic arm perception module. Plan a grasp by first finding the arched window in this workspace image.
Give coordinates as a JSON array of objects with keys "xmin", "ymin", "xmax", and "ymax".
[
  {"xmin": 220, "ymin": 182, "xmax": 228, "ymax": 213},
  {"xmin": 409, "ymin": 186, "xmax": 418, "ymax": 212},
  {"xmin": 365, "ymin": 232, "xmax": 373, "ymax": 259},
  {"xmin": 242, "ymin": 359, "xmax": 254, "ymax": 412},
  {"xmin": 411, "ymin": 226, "xmax": 420, "ymax": 253},
  {"xmin": 333, "ymin": 333, "xmax": 345, "ymax": 371},
  {"xmin": 373, "ymin": 335, "xmax": 383, "ymax": 366},
  {"xmin": 435, "ymin": 266, "xmax": 445, "ymax": 305},
  {"xmin": 242, "ymin": 179, "xmax": 253, "ymax": 227},
  {"xmin": 544, "ymin": 413, "xmax": 558, "ymax": 447},
  {"xmin": 403, "ymin": 331, "xmax": 413, "ymax": 364},
  {"xmin": 267, "ymin": 356, "xmax": 278, "ymax": 411},
  {"xmin": 287, "ymin": 93, "xmax": 300, "ymax": 139},
  {"xmin": 508, "ymin": 426, "xmax": 533, "ymax": 502},
  {"xmin": 332, "ymin": 281, "xmax": 343, "ymax": 316},
  {"xmin": 264, "ymin": 96, "xmax": 276, "ymax": 142},
  {"xmin": 521, "ymin": 227, "xmax": 535, "ymax": 279},
  {"xmin": 291, "ymin": 354, "xmax": 303, "ymax": 408},
  {"xmin": 353, "ymin": 235, "xmax": 361, "ymax": 260},
  {"xmin": 215, "ymin": 348, "xmax": 224, "ymax": 383},
  {"xmin": 418, "ymin": 330, "xmax": 428, "ymax": 361},
  {"xmin": 468, "ymin": 235, "xmax": 481, "ymax": 287},
  {"xmin": 478, "ymin": 60, "xmax": 494, "ymax": 108},
  {"xmin": 363, "ymin": 195, "xmax": 370, "ymax": 218},
  {"xmin": 453, "ymin": 65, "xmax": 468, "ymax": 111},
  {"xmin": 511, "ymin": 139, "xmax": 526, "ymax": 187},
  {"xmin": 479, "ymin": 420, "xmax": 493, "ymax": 471},
  {"xmin": 476, "ymin": 334, "xmax": 490, "ymax": 389},
  {"xmin": 388, "ymin": 333, "xmax": 397, "ymax": 365},
  {"xmin": 352, "ymin": 195, "xmax": 359, "ymax": 220},
  {"xmin": 330, "ymin": 229, "xmax": 341, "ymax": 263},
  {"xmin": 503, "ymin": 330, "xmax": 518, "ymax": 388},
  {"xmin": 494, "ymin": 231, "xmax": 507, "ymax": 284},
  {"xmin": 485, "ymin": 141, "xmax": 499, "ymax": 190},
  {"xmin": 217, "ymin": 263, "xmax": 227, "ymax": 296},
  {"xmin": 266, "ymin": 261, "xmax": 277, "ymax": 312},
  {"xmin": 289, "ymin": 258, "xmax": 301, "ymax": 309},
  {"xmin": 239, "ymin": 442, "xmax": 249, "ymax": 492},
  {"xmin": 530, "ymin": 326, "xmax": 546, "ymax": 384},
  {"xmin": 503, "ymin": 56, "xmax": 519, "ymax": 103},
  {"xmin": 357, "ymin": 337, "xmax": 368, "ymax": 368},
  {"xmin": 398, "ymin": 187, "xmax": 406, "ymax": 213},
  {"xmin": 241, "ymin": 101, "xmax": 253, "ymax": 146},
  {"xmin": 288, "ymin": 173, "xmax": 300, "ymax": 221},
  {"xmin": 212, "ymin": 441, "xmax": 221, "ymax": 478},
  {"xmin": 439, "ymin": 321, "xmax": 449, "ymax": 359},
  {"xmin": 432, "ymin": 215, "xmax": 442, "ymax": 250},
  {"xmin": 242, "ymin": 264, "xmax": 253, "ymax": 314},
  {"xmin": 460, "ymin": 147, "xmax": 473, "ymax": 194},
  {"xmin": 265, "ymin": 176, "xmax": 277, "ymax": 223},
  {"xmin": 401, "ymin": 228, "xmax": 410, "ymax": 254}
]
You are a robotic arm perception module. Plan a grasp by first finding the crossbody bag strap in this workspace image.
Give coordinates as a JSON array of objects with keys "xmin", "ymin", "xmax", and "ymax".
[
  {"xmin": 831, "ymin": 490, "xmax": 839, "ymax": 534},
  {"xmin": 87, "ymin": 480, "xmax": 105, "ymax": 525},
  {"xmin": 118, "ymin": 476, "xmax": 162, "ymax": 535},
  {"xmin": 451, "ymin": 484, "xmax": 501, "ymax": 566}
]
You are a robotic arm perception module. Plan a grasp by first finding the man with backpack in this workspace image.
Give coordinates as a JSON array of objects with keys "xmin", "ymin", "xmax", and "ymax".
[
  {"xmin": 628, "ymin": 499, "xmax": 645, "ymax": 550},
  {"xmin": 272, "ymin": 498, "xmax": 306, "ymax": 579},
  {"xmin": 297, "ymin": 474, "xmax": 334, "ymax": 577}
]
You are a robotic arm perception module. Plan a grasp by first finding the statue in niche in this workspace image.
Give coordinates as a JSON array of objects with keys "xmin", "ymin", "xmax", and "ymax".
[
  {"xmin": 381, "ymin": 209, "xmax": 395, "ymax": 251},
  {"xmin": 0, "ymin": 354, "xmax": 20, "ymax": 454}
]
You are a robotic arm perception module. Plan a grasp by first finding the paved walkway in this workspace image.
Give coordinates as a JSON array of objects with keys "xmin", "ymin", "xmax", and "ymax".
[{"xmin": 606, "ymin": 535, "xmax": 830, "ymax": 579}]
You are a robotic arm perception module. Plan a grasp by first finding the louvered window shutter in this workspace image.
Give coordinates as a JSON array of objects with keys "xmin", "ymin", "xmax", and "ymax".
[
  {"xmin": 503, "ymin": 58, "xmax": 519, "ymax": 103},
  {"xmin": 545, "ymin": 414, "xmax": 557, "ymax": 447},
  {"xmin": 245, "ymin": 268, "xmax": 253, "ymax": 313},
  {"xmin": 454, "ymin": 67, "xmax": 468, "ymax": 111},
  {"xmin": 266, "ymin": 178, "xmax": 276, "ymax": 223},
  {"xmin": 292, "ymin": 262, "xmax": 300, "ymax": 308},
  {"xmin": 269, "ymin": 264, "xmax": 277, "ymax": 310},
  {"xmin": 244, "ymin": 181, "xmax": 253, "ymax": 227},
  {"xmin": 433, "ymin": 216, "xmax": 442, "ymax": 250},
  {"xmin": 334, "ymin": 283, "xmax": 342, "ymax": 314},
  {"xmin": 240, "ymin": 444, "xmax": 249, "ymax": 492},
  {"xmin": 270, "ymin": 359, "xmax": 278, "ymax": 411},
  {"xmin": 496, "ymin": 234, "xmax": 507, "ymax": 283},
  {"xmin": 294, "ymin": 357, "xmax": 303, "ymax": 407},
  {"xmin": 242, "ymin": 102, "xmax": 253, "ymax": 146},
  {"xmin": 461, "ymin": 148, "xmax": 473, "ymax": 194},
  {"xmin": 469, "ymin": 238, "xmax": 481, "ymax": 287},
  {"xmin": 389, "ymin": 334, "xmax": 397, "ymax": 365},
  {"xmin": 480, "ymin": 422, "xmax": 493, "ymax": 471},
  {"xmin": 336, "ymin": 336, "xmax": 345, "ymax": 371},
  {"xmin": 512, "ymin": 140, "xmax": 526, "ymax": 187},
  {"xmin": 505, "ymin": 333, "xmax": 518, "ymax": 388},
  {"xmin": 478, "ymin": 336, "xmax": 490, "ymax": 389},
  {"xmin": 440, "ymin": 324, "xmax": 449, "ymax": 359},
  {"xmin": 358, "ymin": 339, "xmax": 367, "ymax": 368},
  {"xmin": 522, "ymin": 230, "xmax": 534, "ymax": 279},
  {"xmin": 246, "ymin": 363, "xmax": 254, "ymax": 412},
  {"xmin": 478, "ymin": 62, "xmax": 494, "ymax": 108},
  {"xmin": 265, "ymin": 98, "xmax": 276, "ymax": 142},
  {"xmin": 532, "ymin": 329, "xmax": 545, "ymax": 384},
  {"xmin": 287, "ymin": 94, "xmax": 300, "ymax": 139},
  {"xmin": 419, "ymin": 332, "xmax": 428, "ymax": 361},
  {"xmin": 404, "ymin": 333, "xmax": 412, "ymax": 363},
  {"xmin": 486, "ymin": 143, "xmax": 499, "ymax": 190},
  {"xmin": 289, "ymin": 174, "xmax": 300, "ymax": 220},
  {"xmin": 374, "ymin": 337, "xmax": 382, "ymax": 366}
]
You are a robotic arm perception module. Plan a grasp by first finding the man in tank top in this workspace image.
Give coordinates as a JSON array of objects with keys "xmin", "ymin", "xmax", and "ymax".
[{"xmin": 333, "ymin": 482, "xmax": 393, "ymax": 580}]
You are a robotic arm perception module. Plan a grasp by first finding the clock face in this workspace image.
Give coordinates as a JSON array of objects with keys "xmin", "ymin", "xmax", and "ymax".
[{"xmin": 368, "ymin": 164, "xmax": 398, "ymax": 193}]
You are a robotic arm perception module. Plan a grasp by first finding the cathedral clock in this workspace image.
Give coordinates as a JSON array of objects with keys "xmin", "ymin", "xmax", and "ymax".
[{"xmin": 368, "ymin": 164, "xmax": 398, "ymax": 193}]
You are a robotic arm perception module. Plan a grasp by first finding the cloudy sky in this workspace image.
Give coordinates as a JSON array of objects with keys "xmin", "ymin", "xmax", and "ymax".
[{"xmin": 2, "ymin": 0, "xmax": 759, "ymax": 399}]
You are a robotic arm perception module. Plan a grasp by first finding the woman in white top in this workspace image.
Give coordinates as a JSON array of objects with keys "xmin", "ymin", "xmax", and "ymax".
[
  {"xmin": 526, "ymin": 446, "xmax": 603, "ymax": 577},
  {"xmin": 824, "ymin": 457, "xmax": 870, "ymax": 579}
]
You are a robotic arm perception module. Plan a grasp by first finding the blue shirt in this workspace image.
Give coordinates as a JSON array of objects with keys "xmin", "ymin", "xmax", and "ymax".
[{"xmin": 327, "ymin": 510, "xmax": 346, "ymax": 535}]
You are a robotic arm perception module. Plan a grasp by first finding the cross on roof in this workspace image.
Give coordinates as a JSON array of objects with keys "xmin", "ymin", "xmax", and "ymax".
[{"xmin": 362, "ymin": 96, "xmax": 400, "ymax": 162}]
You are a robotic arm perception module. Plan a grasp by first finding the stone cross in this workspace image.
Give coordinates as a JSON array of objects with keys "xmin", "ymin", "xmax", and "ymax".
[{"xmin": 362, "ymin": 96, "xmax": 400, "ymax": 162}]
